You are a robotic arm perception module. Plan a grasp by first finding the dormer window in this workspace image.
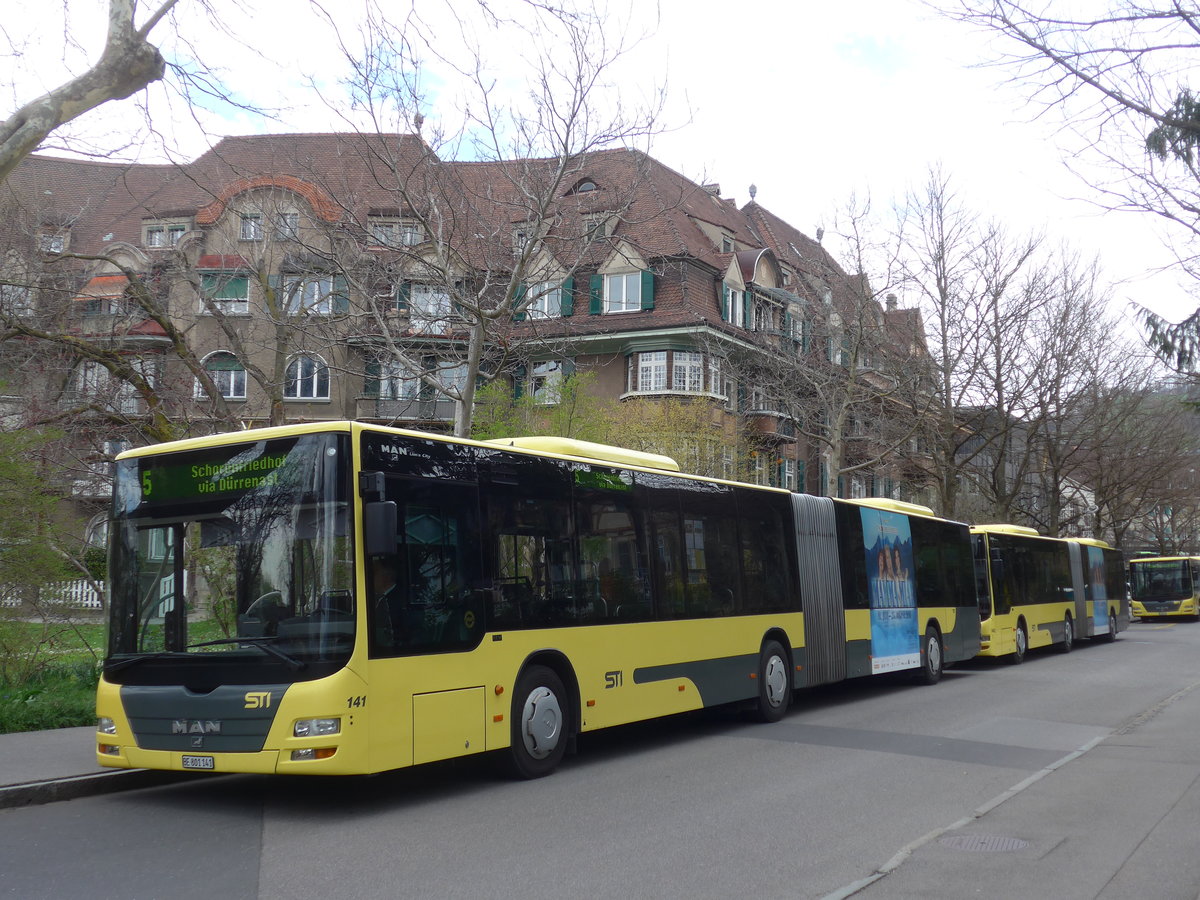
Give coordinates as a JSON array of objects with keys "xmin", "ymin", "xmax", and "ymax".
[
  {"xmin": 721, "ymin": 235, "xmax": 734, "ymax": 253},
  {"xmin": 240, "ymin": 214, "xmax": 263, "ymax": 241},
  {"xmin": 144, "ymin": 220, "xmax": 190, "ymax": 248},
  {"xmin": 370, "ymin": 219, "xmax": 423, "ymax": 248},
  {"xmin": 568, "ymin": 178, "xmax": 598, "ymax": 195},
  {"xmin": 38, "ymin": 229, "xmax": 67, "ymax": 254}
]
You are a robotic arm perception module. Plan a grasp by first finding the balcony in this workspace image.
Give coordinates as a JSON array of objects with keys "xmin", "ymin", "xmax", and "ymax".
[
  {"xmin": 355, "ymin": 396, "xmax": 456, "ymax": 424},
  {"xmin": 745, "ymin": 410, "xmax": 796, "ymax": 440}
]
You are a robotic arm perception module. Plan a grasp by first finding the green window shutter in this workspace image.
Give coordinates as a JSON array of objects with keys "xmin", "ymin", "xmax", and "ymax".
[
  {"xmin": 395, "ymin": 281, "xmax": 410, "ymax": 312},
  {"xmin": 563, "ymin": 357, "xmax": 576, "ymax": 377},
  {"xmin": 333, "ymin": 274, "xmax": 349, "ymax": 313},
  {"xmin": 589, "ymin": 274, "xmax": 603, "ymax": 314},
  {"xmin": 206, "ymin": 353, "xmax": 242, "ymax": 372},
  {"xmin": 796, "ymin": 460, "xmax": 806, "ymax": 493},
  {"xmin": 513, "ymin": 364, "xmax": 526, "ymax": 399},
  {"xmin": 720, "ymin": 283, "xmax": 730, "ymax": 322},
  {"xmin": 560, "ymin": 276, "xmax": 574, "ymax": 316},
  {"xmin": 640, "ymin": 269, "xmax": 655, "ymax": 310},
  {"xmin": 364, "ymin": 359, "xmax": 381, "ymax": 397},
  {"xmin": 512, "ymin": 283, "xmax": 527, "ymax": 322},
  {"xmin": 742, "ymin": 293, "xmax": 751, "ymax": 329}
]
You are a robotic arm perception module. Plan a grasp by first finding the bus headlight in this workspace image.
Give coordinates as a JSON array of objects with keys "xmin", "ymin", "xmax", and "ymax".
[
  {"xmin": 97, "ymin": 717, "xmax": 117, "ymax": 735},
  {"xmin": 293, "ymin": 718, "xmax": 341, "ymax": 738}
]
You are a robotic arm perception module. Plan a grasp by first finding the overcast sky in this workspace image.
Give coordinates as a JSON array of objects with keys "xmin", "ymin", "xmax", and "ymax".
[{"xmin": 8, "ymin": 0, "xmax": 1195, "ymax": 324}]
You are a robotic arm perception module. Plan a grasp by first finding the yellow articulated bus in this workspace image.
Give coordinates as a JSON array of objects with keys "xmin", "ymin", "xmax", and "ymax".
[
  {"xmin": 972, "ymin": 525, "xmax": 1129, "ymax": 663},
  {"xmin": 1129, "ymin": 556, "xmax": 1200, "ymax": 619},
  {"xmin": 96, "ymin": 422, "xmax": 980, "ymax": 778}
]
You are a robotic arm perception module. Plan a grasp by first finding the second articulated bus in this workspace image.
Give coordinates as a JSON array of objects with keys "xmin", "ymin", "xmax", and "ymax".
[
  {"xmin": 973, "ymin": 524, "xmax": 1129, "ymax": 663},
  {"xmin": 1130, "ymin": 556, "xmax": 1200, "ymax": 619},
  {"xmin": 96, "ymin": 422, "xmax": 981, "ymax": 778}
]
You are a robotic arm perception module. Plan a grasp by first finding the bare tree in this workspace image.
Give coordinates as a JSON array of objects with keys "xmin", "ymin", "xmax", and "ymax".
[
  {"xmin": 314, "ymin": 0, "xmax": 666, "ymax": 436},
  {"xmin": 936, "ymin": 0, "xmax": 1200, "ymax": 379},
  {"xmin": 0, "ymin": 0, "xmax": 177, "ymax": 186},
  {"xmin": 895, "ymin": 169, "xmax": 1049, "ymax": 521}
]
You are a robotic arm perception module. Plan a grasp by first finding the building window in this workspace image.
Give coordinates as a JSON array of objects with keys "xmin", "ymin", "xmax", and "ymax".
[
  {"xmin": 630, "ymin": 351, "xmax": 666, "ymax": 392},
  {"xmin": 0, "ymin": 283, "xmax": 33, "ymax": 316},
  {"xmin": 75, "ymin": 357, "xmax": 156, "ymax": 414},
  {"xmin": 38, "ymin": 231, "xmax": 66, "ymax": 253},
  {"xmin": 708, "ymin": 357, "xmax": 723, "ymax": 397},
  {"xmin": 527, "ymin": 282, "xmax": 561, "ymax": 319},
  {"xmin": 783, "ymin": 458, "xmax": 796, "ymax": 491},
  {"xmin": 284, "ymin": 355, "xmax": 330, "ymax": 400},
  {"xmin": 284, "ymin": 275, "xmax": 338, "ymax": 315},
  {"xmin": 725, "ymin": 286, "xmax": 745, "ymax": 327},
  {"xmin": 672, "ymin": 351, "xmax": 703, "ymax": 392},
  {"xmin": 605, "ymin": 272, "xmax": 641, "ymax": 313},
  {"xmin": 240, "ymin": 215, "xmax": 263, "ymax": 241},
  {"xmin": 197, "ymin": 352, "xmax": 247, "ymax": 400},
  {"xmin": 200, "ymin": 273, "xmax": 250, "ymax": 315},
  {"xmin": 275, "ymin": 213, "xmax": 299, "ymax": 241},
  {"xmin": 529, "ymin": 361, "xmax": 563, "ymax": 404},
  {"xmin": 145, "ymin": 223, "xmax": 188, "ymax": 247},
  {"xmin": 721, "ymin": 235, "xmax": 734, "ymax": 253},
  {"xmin": 410, "ymin": 282, "xmax": 452, "ymax": 331},
  {"xmin": 371, "ymin": 221, "xmax": 422, "ymax": 247}
]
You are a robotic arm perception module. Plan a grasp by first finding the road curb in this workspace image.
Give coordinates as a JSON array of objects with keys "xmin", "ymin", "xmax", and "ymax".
[{"xmin": 0, "ymin": 769, "xmax": 200, "ymax": 810}]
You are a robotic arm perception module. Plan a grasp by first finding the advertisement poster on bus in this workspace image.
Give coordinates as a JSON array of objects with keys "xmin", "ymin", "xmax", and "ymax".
[
  {"xmin": 1087, "ymin": 545, "xmax": 1111, "ymax": 634},
  {"xmin": 862, "ymin": 508, "xmax": 919, "ymax": 672}
]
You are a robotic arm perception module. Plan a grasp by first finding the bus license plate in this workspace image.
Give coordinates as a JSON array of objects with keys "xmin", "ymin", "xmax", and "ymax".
[{"xmin": 182, "ymin": 755, "xmax": 214, "ymax": 770}]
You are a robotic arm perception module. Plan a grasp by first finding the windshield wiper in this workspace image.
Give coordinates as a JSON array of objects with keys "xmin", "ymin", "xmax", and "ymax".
[
  {"xmin": 104, "ymin": 651, "xmax": 190, "ymax": 674},
  {"xmin": 187, "ymin": 636, "xmax": 307, "ymax": 671}
]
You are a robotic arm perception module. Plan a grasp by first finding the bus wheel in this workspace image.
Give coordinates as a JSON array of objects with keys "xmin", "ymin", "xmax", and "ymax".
[
  {"xmin": 918, "ymin": 626, "xmax": 943, "ymax": 685},
  {"xmin": 1102, "ymin": 610, "xmax": 1118, "ymax": 643},
  {"xmin": 506, "ymin": 665, "xmax": 570, "ymax": 779},
  {"xmin": 754, "ymin": 640, "xmax": 791, "ymax": 723},
  {"xmin": 1008, "ymin": 623, "xmax": 1028, "ymax": 665},
  {"xmin": 1060, "ymin": 615, "xmax": 1074, "ymax": 653}
]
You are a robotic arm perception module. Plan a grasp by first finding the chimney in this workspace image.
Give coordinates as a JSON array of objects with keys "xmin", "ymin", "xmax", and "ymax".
[{"xmin": 886, "ymin": 293, "xmax": 898, "ymax": 311}]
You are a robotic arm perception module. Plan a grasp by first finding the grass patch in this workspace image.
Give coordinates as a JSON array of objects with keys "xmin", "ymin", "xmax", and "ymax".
[{"xmin": 0, "ymin": 663, "xmax": 99, "ymax": 734}]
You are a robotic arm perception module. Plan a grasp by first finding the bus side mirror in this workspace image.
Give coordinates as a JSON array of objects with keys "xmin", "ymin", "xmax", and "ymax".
[{"xmin": 364, "ymin": 501, "xmax": 397, "ymax": 557}]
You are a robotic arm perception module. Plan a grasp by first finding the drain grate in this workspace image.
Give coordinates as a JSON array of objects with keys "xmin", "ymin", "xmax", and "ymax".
[{"xmin": 939, "ymin": 834, "xmax": 1030, "ymax": 853}]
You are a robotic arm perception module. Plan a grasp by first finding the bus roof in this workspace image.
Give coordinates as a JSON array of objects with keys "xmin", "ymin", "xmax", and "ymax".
[
  {"xmin": 971, "ymin": 524, "xmax": 1041, "ymax": 537},
  {"xmin": 482, "ymin": 436, "xmax": 680, "ymax": 472},
  {"xmin": 1130, "ymin": 556, "xmax": 1200, "ymax": 564},
  {"xmin": 843, "ymin": 497, "xmax": 935, "ymax": 517}
]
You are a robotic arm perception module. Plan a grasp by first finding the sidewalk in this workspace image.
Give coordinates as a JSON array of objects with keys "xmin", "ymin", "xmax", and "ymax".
[
  {"xmin": 839, "ymin": 677, "xmax": 1200, "ymax": 900},
  {"xmin": 0, "ymin": 725, "xmax": 189, "ymax": 809}
]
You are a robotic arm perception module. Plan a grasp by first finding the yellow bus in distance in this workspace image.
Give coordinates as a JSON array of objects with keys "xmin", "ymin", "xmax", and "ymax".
[
  {"xmin": 972, "ymin": 525, "xmax": 1128, "ymax": 662},
  {"xmin": 1130, "ymin": 556, "xmax": 1200, "ymax": 619}
]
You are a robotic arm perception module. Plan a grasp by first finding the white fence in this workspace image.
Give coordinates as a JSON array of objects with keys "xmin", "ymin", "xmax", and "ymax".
[{"xmin": 0, "ymin": 578, "xmax": 104, "ymax": 610}]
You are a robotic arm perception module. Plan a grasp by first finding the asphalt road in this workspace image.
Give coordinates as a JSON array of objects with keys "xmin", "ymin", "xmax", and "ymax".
[{"xmin": 2, "ymin": 619, "xmax": 1198, "ymax": 900}]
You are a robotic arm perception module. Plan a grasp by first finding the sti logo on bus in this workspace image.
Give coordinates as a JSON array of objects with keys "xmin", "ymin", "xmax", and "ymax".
[
  {"xmin": 244, "ymin": 691, "xmax": 272, "ymax": 709},
  {"xmin": 172, "ymin": 720, "xmax": 222, "ymax": 735},
  {"xmin": 604, "ymin": 670, "xmax": 623, "ymax": 689}
]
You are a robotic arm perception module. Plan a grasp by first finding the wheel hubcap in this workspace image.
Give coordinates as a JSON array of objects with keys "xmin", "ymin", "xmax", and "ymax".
[
  {"xmin": 764, "ymin": 653, "xmax": 787, "ymax": 708},
  {"xmin": 520, "ymin": 686, "xmax": 562, "ymax": 759},
  {"xmin": 928, "ymin": 636, "xmax": 941, "ymax": 673}
]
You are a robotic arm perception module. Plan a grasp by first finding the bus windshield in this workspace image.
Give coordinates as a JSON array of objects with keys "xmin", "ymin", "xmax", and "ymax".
[
  {"xmin": 1131, "ymin": 560, "xmax": 1193, "ymax": 601},
  {"xmin": 106, "ymin": 433, "xmax": 353, "ymax": 683}
]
